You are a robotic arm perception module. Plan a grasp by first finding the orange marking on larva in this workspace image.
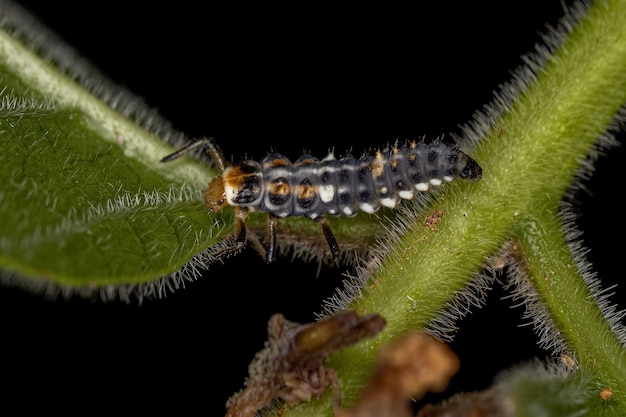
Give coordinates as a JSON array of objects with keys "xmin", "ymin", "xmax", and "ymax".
[
  {"xmin": 297, "ymin": 183, "xmax": 317, "ymax": 199},
  {"xmin": 372, "ymin": 151, "xmax": 386, "ymax": 177},
  {"xmin": 223, "ymin": 166, "xmax": 256, "ymax": 189},
  {"xmin": 270, "ymin": 179, "xmax": 291, "ymax": 195},
  {"xmin": 297, "ymin": 156, "xmax": 318, "ymax": 165},
  {"xmin": 266, "ymin": 158, "xmax": 290, "ymax": 167}
]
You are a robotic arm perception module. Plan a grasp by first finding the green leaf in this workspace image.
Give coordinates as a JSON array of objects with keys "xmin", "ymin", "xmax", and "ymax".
[{"xmin": 0, "ymin": 24, "xmax": 231, "ymax": 291}]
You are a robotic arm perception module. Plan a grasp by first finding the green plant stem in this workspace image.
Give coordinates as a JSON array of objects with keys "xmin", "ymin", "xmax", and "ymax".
[
  {"xmin": 271, "ymin": 1, "xmax": 626, "ymax": 415},
  {"xmin": 514, "ymin": 211, "xmax": 626, "ymax": 411}
]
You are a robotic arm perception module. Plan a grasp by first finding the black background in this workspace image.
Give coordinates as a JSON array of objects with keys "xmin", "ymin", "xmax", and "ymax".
[{"xmin": 2, "ymin": 1, "xmax": 624, "ymax": 415}]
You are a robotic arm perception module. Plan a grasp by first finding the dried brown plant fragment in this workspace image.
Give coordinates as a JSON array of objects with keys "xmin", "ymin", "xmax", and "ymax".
[
  {"xmin": 225, "ymin": 311, "xmax": 386, "ymax": 417},
  {"xmin": 339, "ymin": 331, "xmax": 460, "ymax": 417},
  {"xmin": 424, "ymin": 209, "xmax": 445, "ymax": 232}
]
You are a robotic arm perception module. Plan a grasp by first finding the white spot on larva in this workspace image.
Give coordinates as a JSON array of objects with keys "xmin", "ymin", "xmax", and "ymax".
[
  {"xmin": 429, "ymin": 178, "xmax": 442, "ymax": 186},
  {"xmin": 337, "ymin": 186, "xmax": 350, "ymax": 196},
  {"xmin": 342, "ymin": 206, "xmax": 354, "ymax": 216},
  {"xmin": 415, "ymin": 183, "xmax": 429, "ymax": 191},
  {"xmin": 398, "ymin": 190, "xmax": 414, "ymax": 200},
  {"xmin": 224, "ymin": 184, "xmax": 241, "ymax": 205},
  {"xmin": 443, "ymin": 176, "xmax": 454, "ymax": 182},
  {"xmin": 319, "ymin": 185, "xmax": 335, "ymax": 203},
  {"xmin": 380, "ymin": 197, "xmax": 398, "ymax": 208},
  {"xmin": 359, "ymin": 203, "xmax": 376, "ymax": 214},
  {"xmin": 321, "ymin": 152, "xmax": 336, "ymax": 162}
]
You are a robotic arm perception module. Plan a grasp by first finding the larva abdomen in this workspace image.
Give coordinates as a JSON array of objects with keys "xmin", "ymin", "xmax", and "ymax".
[
  {"xmin": 246, "ymin": 139, "xmax": 481, "ymax": 219},
  {"xmin": 292, "ymin": 154, "xmax": 324, "ymax": 219}
]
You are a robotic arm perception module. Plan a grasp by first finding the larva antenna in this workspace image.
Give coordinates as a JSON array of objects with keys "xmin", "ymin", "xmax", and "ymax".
[{"xmin": 160, "ymin": 137, "xmax": 227, "ymax": 173}]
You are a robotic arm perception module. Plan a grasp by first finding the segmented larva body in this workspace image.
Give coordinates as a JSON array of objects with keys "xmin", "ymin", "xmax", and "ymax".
[
  {"xmin": 218, "ymin": 139, "xmax": 481, "ymax": 219},
  {"xmin": 161, "ymin": 138, "xmax": 482, "ymax": 263}
]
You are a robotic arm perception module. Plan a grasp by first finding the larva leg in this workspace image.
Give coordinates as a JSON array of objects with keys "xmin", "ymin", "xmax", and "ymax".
[
  {"xmin": 160, "ymin": 137, "xmax": 227, "ymax": 173},
  {"xmin": 224, "ymin": 206, "xmax": 266, "ymax": 260},
  {"xmin": 211, "ymin": 206, "xmax": 259, "ymax": 260},
  {"xmin": 315, "ymin": 216, "xmax": 340, "ymax": 262},
  {"xmin": 234, "ymin": 206, "xmax": 249, "ymax": 250},
  {"xmin": 266, "ymin": 214, "xmax": 279, "ymax": 263}
]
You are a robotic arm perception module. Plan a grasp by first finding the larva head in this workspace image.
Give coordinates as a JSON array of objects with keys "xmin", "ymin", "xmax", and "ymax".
[
  {"xmin": 205, "ymin": 176, "xmax": 229, "ymax": 212},
  {"xmin": 459, "ymin": 156, "xmax": 482, "ymax": 182},
  {"xmin": 221, "ymin": 162, "xmax": 264, "ymax": 207}
]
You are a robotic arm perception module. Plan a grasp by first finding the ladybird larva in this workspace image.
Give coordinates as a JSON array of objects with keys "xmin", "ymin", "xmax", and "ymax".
[{"xmin": 160, "ymin": 137, "xmax": 482, "ymax": 263}]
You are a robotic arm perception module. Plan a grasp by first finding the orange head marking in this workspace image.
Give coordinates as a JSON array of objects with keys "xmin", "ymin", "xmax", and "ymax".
[{"xmin": 205, "ymin": 176, "xmax": 229, "ymax": 212}]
